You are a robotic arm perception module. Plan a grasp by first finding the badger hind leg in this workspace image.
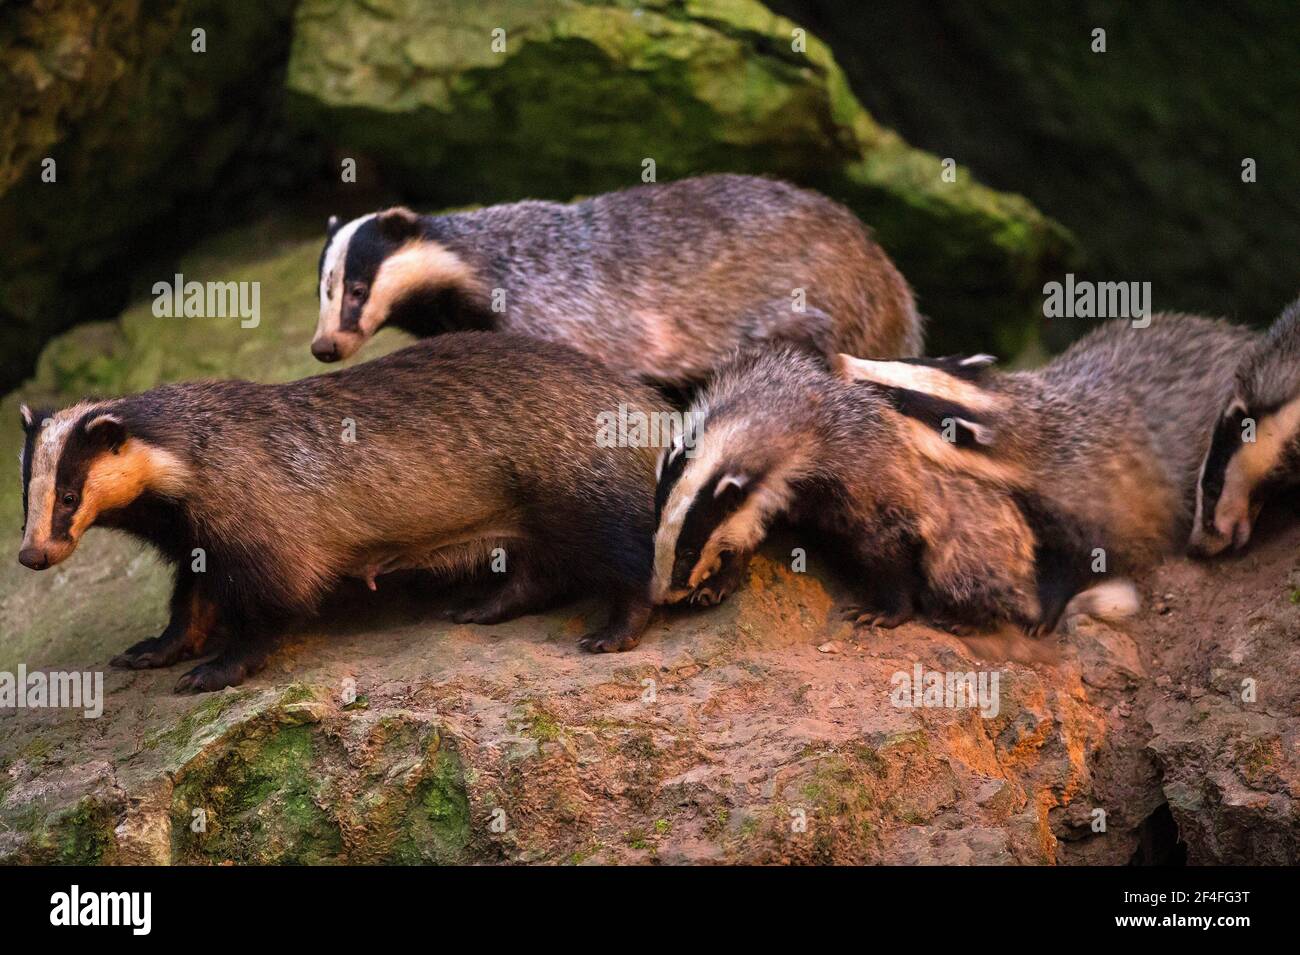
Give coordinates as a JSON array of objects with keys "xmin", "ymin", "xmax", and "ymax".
[
  {"xmin": 578, "ymin": 592, "xmax": 653, "ymax": 653},
  {"xmin": 447, "ymin": 556, "xmax": 568, "ymax": 625}
]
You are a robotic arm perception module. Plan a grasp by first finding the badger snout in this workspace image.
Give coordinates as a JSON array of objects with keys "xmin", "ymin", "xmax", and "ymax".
[
  {"xmin": 18, "ymin": 546, "xmax": 50, "ymax": 570},
  {"xmin": 311, "ymin": 338, "xmax": 342, "ymax": 362}
]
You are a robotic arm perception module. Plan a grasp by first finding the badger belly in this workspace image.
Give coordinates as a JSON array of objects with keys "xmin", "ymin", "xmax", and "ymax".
[{"xmin": 348, "ymin": 529, "xmax": 529, "ymax": 590}]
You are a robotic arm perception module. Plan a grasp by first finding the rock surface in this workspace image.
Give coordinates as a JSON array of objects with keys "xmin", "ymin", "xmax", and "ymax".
[{"xmin": 1, "ymin": 220, "xmax": 1295, "ymax": 865}]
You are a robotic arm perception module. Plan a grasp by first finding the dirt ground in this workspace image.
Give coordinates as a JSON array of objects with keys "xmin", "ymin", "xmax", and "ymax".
[{"xmin": 2, "ymin": 502, "xmax": 1296, "ymax": 865}]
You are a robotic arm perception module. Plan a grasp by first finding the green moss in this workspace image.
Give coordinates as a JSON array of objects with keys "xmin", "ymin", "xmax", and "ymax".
[
  {"xmin": 514, "ymin": 702, "xmax": 563, "ymax": 743},
  {"xmin": 389, "ymin": 746, "xmax": 472, "ymax": 864},
  {"xmin": 171, "ymin": 722, "xmax": 343, "ymax": 864},
  {"xmin": 5, "ymin": 795, "xmax": 117, "ymax": 865},
  {"xmin": 142, "ymin": 690, "xmax": 256, "ymax": 755},
  {"xmin": 567, "ymin": 838, "xmax": 603, "ymax": 865},
  {"xmin": 55, "ymin": 797, "xmax": 117, "ymax": 865}
]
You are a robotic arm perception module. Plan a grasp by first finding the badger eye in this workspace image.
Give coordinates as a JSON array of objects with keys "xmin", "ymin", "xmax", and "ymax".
[
  {"xmin": 61, "ymin": 492, "xmax": 78, "ymax": 508},
  {"xmin": 346, "ymin": 282, "xmax": 367, "ymax": 300}
]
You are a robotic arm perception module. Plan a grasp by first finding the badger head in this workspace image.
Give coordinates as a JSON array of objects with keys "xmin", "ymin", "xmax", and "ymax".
[
  {"xmin": 16, "ymin": 402, "xmax": 189, "ymax": 570},
  {"xmin": 1189, "ymin": 298, "xmax": 1300, "ymax": 556},
  {"xmin": 650, "ymin": 362, "xmax": 822, "ymax": 606},
  {"xmin": 832, "ymin": 352, "xmax": 1018, "ymax": 482},
  {"xmin": 313, "ymin": 208, "xmax": 484, "ymax": 362}
]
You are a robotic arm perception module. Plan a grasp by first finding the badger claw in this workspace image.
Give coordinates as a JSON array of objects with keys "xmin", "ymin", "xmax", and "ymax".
[{"xmin": 842, "ymin": 605, "xmax": 913, "ymax": 630}]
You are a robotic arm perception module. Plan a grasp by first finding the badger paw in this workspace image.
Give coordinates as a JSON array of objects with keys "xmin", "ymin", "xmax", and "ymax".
[
  {"xmin": 174, "ymin": 651, "xmax": 264, "ymax": 694},
  {"xmin": 928, "ymin": 616, "xmax": 984, "ymax": 637},
  {"xmin": 578, "ymin": 627, "xmax": 642, "ymax": 653},
  {"xmin": 112, "ymin": 632, "xmax": 194, "ymax": 670},
  {"xmin": 688, "ymin": 584, "xmax": 728, "ymax": 608}
]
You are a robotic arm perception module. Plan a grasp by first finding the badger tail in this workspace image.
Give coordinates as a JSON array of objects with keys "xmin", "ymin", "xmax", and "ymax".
[{"xmin": 1063, "ymin": 578, "xmax": 1141, "ymax": 623}]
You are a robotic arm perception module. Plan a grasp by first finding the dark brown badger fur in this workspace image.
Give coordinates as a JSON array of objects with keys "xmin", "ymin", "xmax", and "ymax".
[
  {"xmin": 18, "ymin": 334, "xmax": 667, "ymax": 692},
  {"xmin": 315, "ymin": 174, "xmax": 922, "ymax": 382},
  {"xmin": 653, "ymin": 314, "xmax": 1255, "ymax": 634}
]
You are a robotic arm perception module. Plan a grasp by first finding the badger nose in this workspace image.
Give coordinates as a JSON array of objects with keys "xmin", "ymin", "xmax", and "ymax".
[
  {"xmin": 18, "ymin": 546, "xmax": 49, "ymax": 570},
  {"xmin": 311, "ymin": 339, "xmax": 341, "ymax": 362}
]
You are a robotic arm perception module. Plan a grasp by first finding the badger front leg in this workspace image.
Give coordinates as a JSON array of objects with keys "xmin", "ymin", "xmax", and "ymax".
[
  {"xmin": 843, "ymin": 536, "xmax": 923, "ymax": 630},
  {"xmin": 689, "ymin": 550, "xmax": 753, "ymax": 607},
  {"xmin": 111, "ymin": 569, "xmax": 218, "ymax": 669}
]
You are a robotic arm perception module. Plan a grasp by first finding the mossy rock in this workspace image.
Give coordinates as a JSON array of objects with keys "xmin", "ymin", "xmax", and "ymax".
[
  {"xmin": 0, "ymin": 0, "xmax": 304, "ymax": 393},
  {"xmin": 286, "ymin": 0, "xmax": 1076, "ymax": 355},
  {"xmin": 0, "ymin": 683, "xmax": 472, "ymax": 865},
  {"xmin": 771, "ymin": 0, "xmax": 1300, "ymax": 343}
]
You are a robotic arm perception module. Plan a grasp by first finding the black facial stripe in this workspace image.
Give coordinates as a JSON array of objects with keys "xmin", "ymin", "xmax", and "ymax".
[
  {"xmin": 19, "ymin": 412, "xmax": 48, "ymax": 530},
  {"xmin": 898, "ymin": 355, "xmax": 994, "ymax": 382},
  {"xmin": 49, "ymin": 412, "xmax": 120, "ymax": 541},
  {"xmin": 655, "ymin": 446, "xmax": 690, "ymax": 522},
  {"xmin": 1199, "ymin": 407, "xmax": 1248, "ymax": 530},
  {"xmin": 389, "ymin": 285, "xmax": 495, "ymax": 336},
  {"xmin": 672, "ymin": 471, "xmax": 756, "ymax": 587},
  {"xmin": 340, "ymin": 220, "xmax": 397, "ymax": 332},
  {"xmin": 316, "ymin": 238, "xmax": 330, "ymax": 292},
  {"xmin": 878, "ymin": 385, "xmax": 988, "ymax": 449}
]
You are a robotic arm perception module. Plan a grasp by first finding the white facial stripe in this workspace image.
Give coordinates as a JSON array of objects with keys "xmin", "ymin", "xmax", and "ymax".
[
  {"xmin": 363, "ymin": 242, "xmax": 475, "ymax": 336},
  {"xmin": 651, "ymin": 419, "xmax": 812, "ymax": 600},
  {"xmin": 21, "ymin": 402, "xmax": 97, "ymax": 548},
  {"xmin": 317, "ymin": 214, "xmax": 374, "ymax": 338},
  {"xmin": 836, "ymin": 354, "xmax": 1003, "ymax": 413},
  {"xmin": 652, "ymin": 420, "xmax": 744, "ymax": 598},
  {"xmin": 1191, "ymin": 443, "xmax": 1210, "ymax": 535}
]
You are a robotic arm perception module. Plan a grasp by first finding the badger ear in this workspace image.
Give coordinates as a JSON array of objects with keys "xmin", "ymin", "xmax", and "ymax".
[
  {"xmin": 714, "ymin": 472, "xmax": 751, "ymax": 499},
  {"xmin": 376, "ymin": 206, "xmax": 421, "ymax": 243},
  {"xmin": 657, "ymin": 435, "xmax": 686, "ymax": 481},
  {"xmin": 835, "ymin": 353, "xmax": 1001, "ymax": 412},
  {"xmin": 84, "ymin": 413, "xmax": 127, "ymax": 452},
  {"xmin": 326, "ymin": 215, "xmax": 341, "ymax": 237},
  {"xmin": 924, "ymin": 353, "xmax": 998, "ymax": 381},
  {"xmin": 19, "ymin": 404, "xmax": 33, "ymax": 429}
]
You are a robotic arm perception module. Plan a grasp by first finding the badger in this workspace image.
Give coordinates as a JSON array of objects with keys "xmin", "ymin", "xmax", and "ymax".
[
  {"xmin": 1189, "ymin": 296, "xmax": 1300, "ymax": 556},
  {"xmin": 313, "ymin": 174, "xmax": 922, "ymax": 383},
  {"xmin": 17, "ymin": 333, "xmax": 667, "ymax": 692},
  {"xmin": 652, "ymin": 313, "xmax": 1256, "ymax": 634}
]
